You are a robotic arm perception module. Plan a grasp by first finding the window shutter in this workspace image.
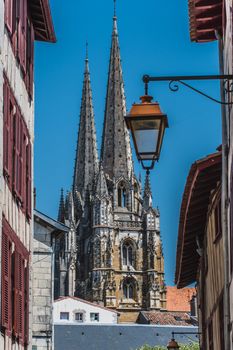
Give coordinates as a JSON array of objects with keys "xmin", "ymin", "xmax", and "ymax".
[
  {"xmin": 1, "ymin": 231, "xmax": 12, "ymax": 330},
  {"xmin": 26, "ymin": 141, "xmax": 32, "ymax": 218},
  {"xmin": 3, "ymin": 81, "xmax": 11, "ymax": 181},
  {"xmin": 22, "ymin": 128, "xmax": 27, "ymax": 211},
  {"xmin": 14, "ymin": 251, "xmax": 24, "ymax": 340},
  {"xmin": 24, "ymin": 264, "xmax": 29, "ymax": 344},
  {"xmin": 29, "ymin": 25, "xmax": 34, "ymax": 99},
  {"xmin": 18, "ymin": 0, "xmax": 27, "ymax": 73},
  {"xmin": 14, "ymin": 250, "xmax": 19, "ymax": 337},
  {"xmin": 13, "ymin": 111, "xmax": 20, "ymax": 197},
  {"xmin": 4, "ymin": 0, "xmax": 13, "ymax": 34},
  {"xmin": 18, "ymin": 255, "xmax": 24, "ymax": 340}
]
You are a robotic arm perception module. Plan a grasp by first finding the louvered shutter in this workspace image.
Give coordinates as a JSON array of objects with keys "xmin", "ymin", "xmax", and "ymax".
[
  {"xmin": 24, "ymin": 263, "xmax": 29, "ymax": 344},
  {"xmin": 26, "ymin": 141, "xmax": 32, "ymax": 218},
  {"xmin": 18, "ymin": 0, "xmax": 27, "ymax": 73},
  {"xmin": 18, "ymin": 254, "xmax": 24, "ymax": 340},
  {"xmin": 22, "ymin": 127, "xmax": 27, "ymax": 211},
  {"xmin": 29, "ymin": 24, "xmax": 34, "ymax": 99},
  {"xmin": 4, "ymin": 0, "xmax": 13, "ymax": 34},
  {"xmin": 14, "ymin": 250, "xmax": 19, "ymax": 336},
  {"xmin": 18, "ymin": 116, "xmax": 23, "ymax": 199},
  {"xmin": 14, "ymin": 251, "xmax": 24, "ymax": 339},
  {"xmin": 13, "ymin": 111, "xmax": 19, "ymax": 197},
  {"xmin": 1, "ymin": 231, "xmax": 11, "ymax": 330},
  {"xmin": 3, "ymin": 81, "xmax": 11, "ymax": 181}
]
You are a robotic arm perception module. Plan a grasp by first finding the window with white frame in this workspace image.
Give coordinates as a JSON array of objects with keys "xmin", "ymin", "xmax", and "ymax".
[
  {"xmin": 60, "ymin": 312, "xmax": 69, "ymax": 320},
  {"xmin": 90, "ymin": 312, "xmax": 99, "ymax": 322},
  {"xmin": 75, "ymin": 312, "xmax": 83, "ymax": 322}
]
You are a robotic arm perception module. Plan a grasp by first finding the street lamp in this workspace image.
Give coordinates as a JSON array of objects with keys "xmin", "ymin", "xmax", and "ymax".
[
  {"xmin": 125, "ymin": 94, "xmax": 168, "ymax": 170},
  {"xmin": 167, "ymin": 331, "xmax": 201, "ymax": 350},
  {"xmin": 167, "ymin": 337, "xmax": 180, "ymax": 350}
]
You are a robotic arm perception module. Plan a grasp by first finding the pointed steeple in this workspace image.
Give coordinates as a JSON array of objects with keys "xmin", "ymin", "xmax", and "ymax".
[
  {"xmin": 58, "ymin": 188, "xmax": 65, "ymax": 223},
  {"xmin": 143, "ymin": 171, "xmax": 153, "ymax": 210},
  {"xmin": 73, "ymin": 52, "xmax": 99, "ymax": 198},
  {"xmin": 101, "ymin": 9, "xmax": 133, "ymax": 180},
  {"xmin": 95, "ymin": 162, "xmax": 109, "ymax": 197}
]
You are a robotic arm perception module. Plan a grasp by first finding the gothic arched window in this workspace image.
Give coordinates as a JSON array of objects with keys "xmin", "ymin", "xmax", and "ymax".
[
  {"xmin": 123, "ymin": 279, "xmax": 134, "ymax": 299},
  {"xmin": 118, "ymin": 182, "xmax": 127, "ymax": 208},
  {"xmin": 122, "ymin": 241, "xmax": 134, "ymax": 266}
]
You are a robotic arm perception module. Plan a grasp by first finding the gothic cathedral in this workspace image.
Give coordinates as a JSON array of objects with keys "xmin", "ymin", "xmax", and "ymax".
[{"xmin": 56, "ymin": 13, "xmax": 166, "ymax": 321}]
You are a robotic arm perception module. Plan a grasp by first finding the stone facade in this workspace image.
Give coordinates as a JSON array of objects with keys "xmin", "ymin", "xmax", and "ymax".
[
  {"xmin": 57, "ymin": 14, "xmax": 166, "ymax": 321},
  {"xmin": 33, "ymin": 210, "xmax": 69, "ymax": 350}
]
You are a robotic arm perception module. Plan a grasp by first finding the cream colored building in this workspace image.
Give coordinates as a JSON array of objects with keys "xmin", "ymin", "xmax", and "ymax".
[{"xmin": 0, "ymin": 1, "xmax": 55, "ymax": 349}]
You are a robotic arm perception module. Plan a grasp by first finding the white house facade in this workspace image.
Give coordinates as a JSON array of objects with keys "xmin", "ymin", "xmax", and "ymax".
[{"xmin": 53, "ymin": 297, "xmax": 119, "ymax": 325}]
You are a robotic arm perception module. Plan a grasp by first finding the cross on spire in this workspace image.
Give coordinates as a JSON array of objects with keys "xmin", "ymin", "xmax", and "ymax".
[
  {"xmin": 114, "ymin": 0, "xmax": 116, "ymax": 17},
  {"xmin": 85, "ymin": 41, "xmax": 88, "ymax": 61}
]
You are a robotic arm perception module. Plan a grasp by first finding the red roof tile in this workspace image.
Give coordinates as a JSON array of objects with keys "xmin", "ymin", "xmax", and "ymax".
[{"xmin": 141, "ymin": 311, "xmax": 196, "ymax": 326}]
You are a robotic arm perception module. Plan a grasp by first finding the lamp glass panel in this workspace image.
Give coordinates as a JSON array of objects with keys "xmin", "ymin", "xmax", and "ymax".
[{"xmin": 132, "ymin": 119, "xmax": 160, "ymax": 155}]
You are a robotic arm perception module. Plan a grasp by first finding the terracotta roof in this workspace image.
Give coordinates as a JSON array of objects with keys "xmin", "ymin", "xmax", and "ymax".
[
  {"xmin": 140, "ymin": 311, "xmax": 197, "ymax": 326},
  {"xmin": 54, "ymin": 296, "xmax": 120, "ymax": 315},
  {"xmin": 166, "ymin": 286, "xmax": 196, "ymax": 312},
  {"xmin": 29, "ymin": 0, "xmax": 56, "ymax": 43},
  {"xmin": 175, "ymin": 151, "xmax": 221, "ymax": 288},
  {"xmin": 188, "ymin": 0, "xmax": 223, "ymax": 42}
]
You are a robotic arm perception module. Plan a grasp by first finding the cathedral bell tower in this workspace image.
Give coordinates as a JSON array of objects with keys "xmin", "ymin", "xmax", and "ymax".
[{"xmin": 58, "ymin": 3, "xmax": 167, "ymax": 322}]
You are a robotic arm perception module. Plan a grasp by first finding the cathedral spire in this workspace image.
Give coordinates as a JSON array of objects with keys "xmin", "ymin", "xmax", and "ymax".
[
  {"xmin": 101, "ymin": 11, "xmax": 133, "ymax": 180},
  {"xmin": 73, "ymin": 53, "xmax": 99, "ymax": 198},
  {"xmin": 95, "ymin": 162, "xmax": 109, "ymax": 197},
  {"xmin": 143, "ymin": 171, "xmax": 153, "ymax": 209},
  {"xmin": 58, "ymin": 188, "xmax": 65, "ymax": 223}
]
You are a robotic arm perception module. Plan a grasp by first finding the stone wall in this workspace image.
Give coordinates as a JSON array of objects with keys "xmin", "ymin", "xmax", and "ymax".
[{"xmin": 32, "ymin": 222, "xmax": 54, "ymax": 350}]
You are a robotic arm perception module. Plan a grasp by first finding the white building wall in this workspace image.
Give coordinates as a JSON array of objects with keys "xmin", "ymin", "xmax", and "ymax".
[
  {"xmin": 0, "ymin": 0, "xmax": 34, "ymax": 349},
  {"xmin": 32, "ymin": 222, "xmax": 55, "ymax": 350},
  {"xmin": 53, "ymin": 298, "xmax": 118, "ymax": 324}
]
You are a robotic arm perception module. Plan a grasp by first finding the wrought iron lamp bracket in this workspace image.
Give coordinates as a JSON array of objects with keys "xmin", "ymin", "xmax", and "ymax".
[{"xmin": 143, "ymin": 74, "xmax": 233, "ymax": 105}]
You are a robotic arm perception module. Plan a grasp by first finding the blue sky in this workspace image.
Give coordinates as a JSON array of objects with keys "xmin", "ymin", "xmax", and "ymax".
[{"xmin": 34, "ymin": 0, "xmax": 221, "ymax": 285}]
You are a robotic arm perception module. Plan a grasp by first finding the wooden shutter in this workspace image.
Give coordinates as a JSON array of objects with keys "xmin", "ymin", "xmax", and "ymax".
[
  {"xmin": 24, "ymin": 263, "xmax": 29, "ymax": 344},
  {"xmin": 18, "ymin": 0, "xmax": 27, "ymax": 74},
  {"xmin": 29, "ymin": 24, "xmax": 34, "ymax": 99},
  {"xmin": 26, "ymin": 141, "xmax": 32, "ymax": 218},
  {"xmin": 14, "ymin": 251, "xmax": 24, "ymax": 340},
  {"xmin": 1, "ymin": 230, "xmax": 12, "ymax": 330},
  {"xmin": 3, "ymin": 81, "xmax": 11, "ymax": 182},
  {"xmin": 4, "ymin": 0, "xmax": 13, "ymax": 34},
  {"xmin": 22, "ymin": 127, "xmax": 27, "ymax": 211},
  {"xmin": 13, "ymin": 111, "xmax": 20, "ymax": 198},
  {"xmin": 18, "ymin": 254, "xmax": 24, "ymax": 340},
  {"xmin": 13, "ymin": 250, "xmax": 19, "ymax": 336}
]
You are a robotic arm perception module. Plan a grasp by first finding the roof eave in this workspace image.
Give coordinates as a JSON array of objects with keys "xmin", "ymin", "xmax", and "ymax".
[
  {"xmin": 29, "ymin": 0, "xmax": 56, "ymax": 43},
  {"xmin": 175, "ymin": 151, "xmax": 221, "ymax": 288}
]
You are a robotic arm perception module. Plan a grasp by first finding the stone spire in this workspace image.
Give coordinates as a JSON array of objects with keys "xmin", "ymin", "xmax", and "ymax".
[
  {"xmin": 73, "ymin": 52, "xmax": 99, "ymax": 199},
  {"xmin": 58, "ymin": 188, "xmax": 65, "ymax": 223},
  {"xmin": 143, "ymin": 171, "xmax": 153, "ymax": 210},
  {"xmin": 101, "ymin": 11, "xmax": 133, "ymax": 180},
  {"xmin": 95, "ymin": 163, "xmax": 109, "ymax": 198}
]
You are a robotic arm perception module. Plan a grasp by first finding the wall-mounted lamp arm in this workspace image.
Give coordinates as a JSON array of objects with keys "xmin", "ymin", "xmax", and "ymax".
[{"xmin": 143, "ymin": 74, "xmax": 233, "ymax": 105}]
